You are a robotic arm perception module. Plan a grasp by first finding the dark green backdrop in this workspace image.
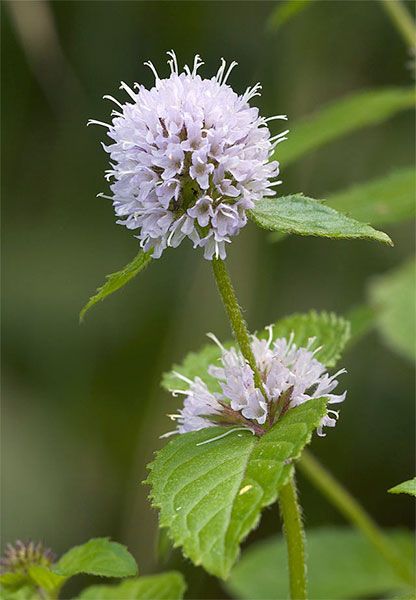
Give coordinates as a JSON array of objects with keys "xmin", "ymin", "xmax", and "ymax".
[{"xmin": 2, "ymin": 1, "xmax": 414, "ymax": 597}]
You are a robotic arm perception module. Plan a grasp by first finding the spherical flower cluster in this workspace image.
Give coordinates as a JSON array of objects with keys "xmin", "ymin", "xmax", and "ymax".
[
  {"xmin": 0, "ymin": 540, "xmax": 55, "ymax": 574},
  {"xmin": 89, "ymin": 51, "xmax": 287, "ymax": 260},
  {"xmin": 167, "ymin": 329, "xmax": 346, "ymax": 438}
]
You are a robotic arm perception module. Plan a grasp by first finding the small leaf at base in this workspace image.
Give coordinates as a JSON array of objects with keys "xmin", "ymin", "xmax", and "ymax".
[{"xmin": 80, "ymin": 250, "xmax": 152, "ymax": 322}]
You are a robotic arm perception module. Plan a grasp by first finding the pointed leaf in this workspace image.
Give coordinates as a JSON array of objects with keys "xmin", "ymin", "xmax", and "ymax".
[
  {"xmin": 80, "ymin": 250, "xmax": 152, "ymax": 321},
  {"xmin": 77, "ymin": 572, "xmax": 186, "ymax": 600},
  {"xmin": 53, "ymin": 538, "xmax": 138, "ymax": 579},
  {"xmin": 327, "ymin": 168, "xmax": 415, "ymax": 227},
  {"xmin": 389, "ymin": 478, "xmax": 416, "ymax": 497},
  {"xmin": 250, "ymin": 195, "xmax": 393, "ymax": 245},
  {"xmin": 226, "ymin": 527, "xmax": 414, "ymax": 600},
  {"xmin": 267, "ymin": 0, "xmax": 311, "ymax": 31},
  {"xmin": 162, "ymin": 311, "xmax": 349, "ymax": 393},
  {"xmin": 275, "ymin": 87, "xmax": 415, "ymax": 166},
  {"xmin": 369, "ymin": 259, "xmax": 416, "ymax": 362},
  {"xmin": 147, "ymin": 399, "xmax": 327, "ymax": 579}
]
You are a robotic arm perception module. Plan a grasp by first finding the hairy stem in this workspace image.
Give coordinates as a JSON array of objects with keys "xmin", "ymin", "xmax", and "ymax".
[
  {"xmin": 299, "ymin": 450, "xmax": 415, "ymax": 586},
  {"xmin": 212, "ymin": 258, "xmax": 307, "ymax": 597},
  {"xmin": 211, "ymin": 258, "xmax": 265, "ymax": 393},
  {"xmin": 211, "ymin": 257, "xmax": 414, "ymax": 589},
  {"xmin": 380, "ymin": 0, "xmax": 416, "ymax": 48},
  {"xmin": 279, "ymin": 476, "xmax": 308, "ymax": 600}
]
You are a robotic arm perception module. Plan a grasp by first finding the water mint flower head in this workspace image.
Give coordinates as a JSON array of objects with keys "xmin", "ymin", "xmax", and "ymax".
[
  {"xmin": 89, "ymin": 51, "xmax": 287, "ymax": 260},
  {"xmin": 0, "ymin": 540, "xmax": 55, "ymax": 574},
  {"xmin": 167, "ymin": 328, "xmax": 346, "ymax": 437}
]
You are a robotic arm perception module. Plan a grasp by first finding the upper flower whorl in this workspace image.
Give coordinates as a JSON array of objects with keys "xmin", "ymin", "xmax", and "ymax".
[{"xmin": 89, "ymin": 51, "xmax": 288, "ymax": 260}]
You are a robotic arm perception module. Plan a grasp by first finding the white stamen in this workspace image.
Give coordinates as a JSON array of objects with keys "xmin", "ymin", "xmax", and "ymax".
[{"xmin": 196, "ymin": 427, "xmax": 253, "ymax": 446}]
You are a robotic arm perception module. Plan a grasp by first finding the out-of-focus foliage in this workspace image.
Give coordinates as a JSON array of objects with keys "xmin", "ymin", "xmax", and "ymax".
[
  {"xmin": 369, "ymin": 259, "xmax": 415, "ymax": 362},
  {"xmin": 389, "ymin": 478, "xmax": 416, "ymax": 496},
  {"xmin": 226, "ymin": 527, "xmax": 415, "ymax": 600},
  {"xmin": 274, "ymin": 87, "xmax": 415, "ymax": 165},
  {"xmin": 267, "ymin": 0, "xmax": 311, "ymax": 31},
  {"xmin": 0, "ymin": 538, "xmax": 138, "ymax": 600},
  {"xmin": 2, "ymin": 1, "xmax": 414, "ymax": 598},
  {"xmin": 77, "ymin": 571, "xmax": 186, "ymax": 600},
  {"xmin": 53, "ymin": 538, "xmax": 138, "ymax": 579},
  {"xmin": 327, "ymin": 168, "xmax": 415, "ymax": 227},
  {"xmin": 147, "ymin": 400, "xmax": 326, "ymax": 579}
]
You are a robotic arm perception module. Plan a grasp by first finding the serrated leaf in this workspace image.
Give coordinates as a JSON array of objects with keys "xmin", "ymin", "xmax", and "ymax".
[
  {"xmin": 162, "ymin": 311, "xmax": 349, "ymax": 393},
  {"xmin": 80, "ymin": 250, "xmax": 152, "ymax": 321},
  {"xmin": 327, "ymin": 168, "xmax": 415, "ymax": 227},
  {"xmin": 77, "ymin": 572, "xmax": 186, "ymax": 600},
  {"xmin": 147, "ymin": 399, "xmax": 327, "ymax": 579},
  {"xmin": 53, "ymin": 538, "xmax": 138, "ymax": 579},
  {"xmin": 389, "ymin": 478, "xmax": 416, "ymax": 497},
  {"xmin": 250, "ymin": 194, "xmax": 393, "ymax": 245},
  {"xmin": 274, "ymin": 87, "xmax": 415, "ymax": 166},
  {"xmin": 226, "ymin": 527, "xmax": 415, "ymax": 600},
  {"xmin": 369, "ymin": 259, "xmax": 416, "ymax": 362},
  {"xmin": 267, "ymin": 0, "xmax": 311, "ymax": 31}
]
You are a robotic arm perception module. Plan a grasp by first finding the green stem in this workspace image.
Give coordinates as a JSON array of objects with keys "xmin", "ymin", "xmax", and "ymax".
[
  {"xmin": 279, "ymin": 476, "xmax": 308, "ymax": 600},
  {"xmin": 212, "ymin": 258, "xmax": 307, "ymax": 598},
  {"xmin": 299, "ymin": 450, "xmax": 415, "ymax": 587},
  {"xmin": 211, "ymin": 258, "xmax": 265, "ymax": 393},
  {"xmin": 380, "ymin": 0, "xmax": 416, "ymax": 48}
]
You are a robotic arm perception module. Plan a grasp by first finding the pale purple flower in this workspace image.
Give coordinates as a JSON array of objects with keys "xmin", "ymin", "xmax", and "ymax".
[
  {"xmin": 89, "ymin": 51, "xmax": 287, "ymax": 260},
  {"xmin": 167, "ymin": 328, "xmax": 346, "ymax": 437}
]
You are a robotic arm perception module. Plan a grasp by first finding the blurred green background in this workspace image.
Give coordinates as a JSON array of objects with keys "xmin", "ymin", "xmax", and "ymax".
[{"xmin": 2, "ymin": 1, "xmax": 414, "ymax": 598}]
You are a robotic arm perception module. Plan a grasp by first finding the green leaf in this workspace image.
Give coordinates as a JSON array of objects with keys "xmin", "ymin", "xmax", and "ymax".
[
  {"xmin": 250, "ymin": 195, "xmax": 393, "ymax": 245},
  {"xmin": 147, "ymin": 399, "xmax": 327, "ymax": 579},
  {"xmin": 267, "ymin": 0, "xmax": 311, "ymax": 31},
  {"xmin": 226, "ymin": 527, "xmax": 415, "ymax": 600},
  {"xmin": 0, "ymin": 586, "xmax": 39, "ymax": 600},
  {"xmin": 369, "ymin": 259, "xmax": 416, "ymax": 362},
  {"xmin": 77, "ymin": 572, "xmax": 186, "ymax": 600},
  {"xmin": 53, "ymin": 538, "xmax": 138, "ymax": 579},
  {"xmin": 27, "ymin": 566, "xmax": 65, "ymax": 594},
  {"xmin": 162, "ymin": 311, "xmax": 349, "ymax": 393},
  {"xmin": 346, "ymin": 304, "xmax": 376, "ymax": 345},
  {"xmin": 80, "ymin": 250, "xmax": 152, "ymax": 322},
  {"xmin": 327, "ymin": 168, "xmax": 415, "ymax": 227},
  {"xmin": 275, "ymin": 87, "xmax": 415, "ymax": 166},
  {"xmin": 0, "ymin": 573, "xmax": 28, "ymax": 590},
  {"xmin": 389, "ymin": 478, "xmax": 416, "ymax": 497}
]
